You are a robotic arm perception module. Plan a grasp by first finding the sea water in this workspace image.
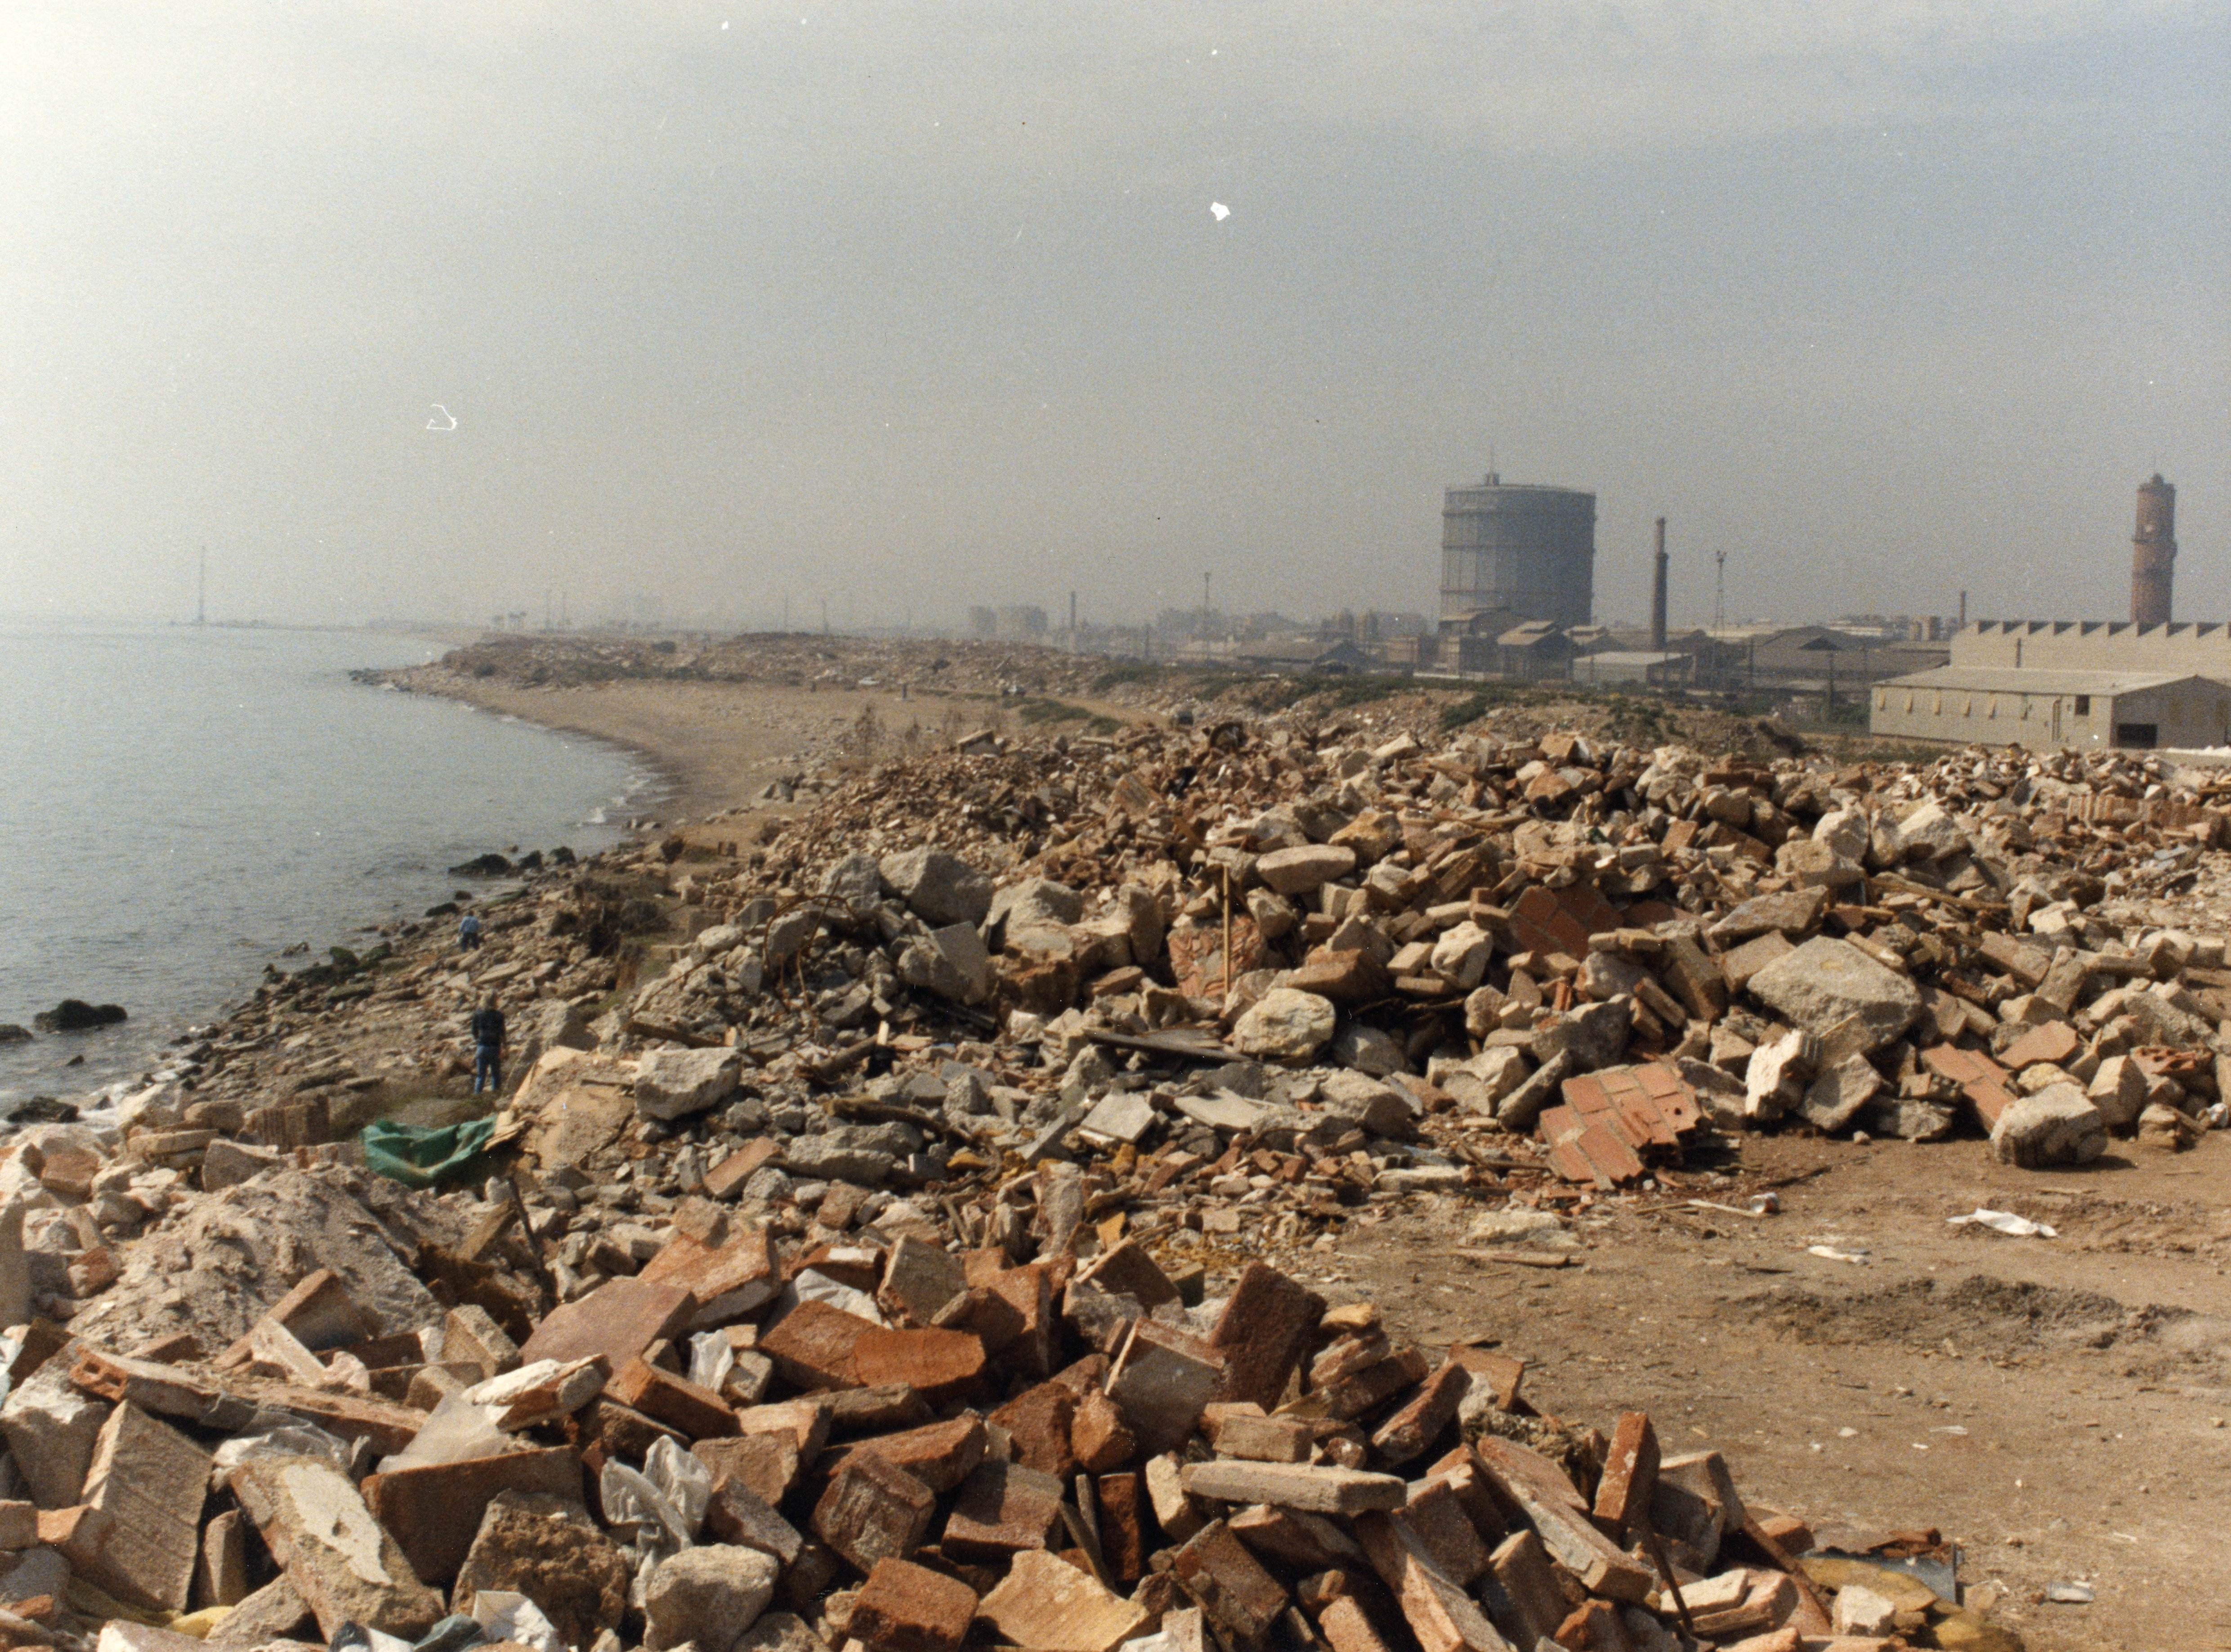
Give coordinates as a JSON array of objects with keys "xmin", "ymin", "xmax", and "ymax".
[{"xmin": 0, "ymin": 621, "xmax": 656, "ymax": 1106}]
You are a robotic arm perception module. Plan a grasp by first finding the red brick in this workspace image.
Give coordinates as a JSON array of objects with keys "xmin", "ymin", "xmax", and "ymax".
[
  {"xmin": 990, "ymin": 1383, "xmax": 1079, "ymax": 1479},
  {"xmin": 1070, "ymin": 1387, "xmax": 1136, "ymax": 1474},
  {"xmin": 606, "ymin": 1358, "xmax": 737, "ymax": 1439},
  {"xmin": 705, "ymin": 1475, "xmax": 804, "ymax": 1567},
  {"xmin": 362, "ymin": 1447, "xmax": 581, "ymax": 1585},
  {"xmin": 691, "ymin": 1433, "xmax": 805, "ymax": 1508},
  {"xmin": 1209, "ymin": 1263, "xmax": 1324, "ymax": 1410},
  {"xmin": 761, "ymin": 1300, "xmax": 876, "ymax": 1391},
  {"xmin": 1368, "ymin": 1358, "xmax": 1469, "ymax": 1467},
  {"xmin": 1592, "ymin": 1411, "xmax": 1659, "ymax": 1542},
  {"xmin": 1172, "ymin": 1519, "xmax": 1288, "ymax": 1652},
  {"xmin": 517, "ymin": 1278, "xmax": 693, "ymax": 1372},
  {"xmin": 1446, "ymin": 1347, "xmax": 1525, "ymax": 1412},
  {"xmin": 847, "ymin": 1327, "xmax": 986, "ymax": 1406},
  {"xmin": 1094, "ymin": 1474, "xmax": 1146, "ymax": 1584},
  {"xmin": 840, "ymin": 1414, "xmax": 987, "ymax": 1495},
  {"xmin": 809, "ymin": 1452, "xmax": 936, "ymax": 1572},
  {"xmin": 703, "ymin": 1139, "xmax": 781, "ymax": 1200},
  {"xmin": 849, "ymin": 1558, "xmax": 979, "ymax": 1652},
  {"xmin": 640, "ymin": 1225, "xmax": 778, "ymax": 1328},
  {"xmin": 940, "ymin": 1461, "xmax": 1064, "ymax": 1563}
]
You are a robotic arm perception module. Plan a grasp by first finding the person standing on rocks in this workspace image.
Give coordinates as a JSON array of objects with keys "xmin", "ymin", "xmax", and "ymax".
[
  {"xmin": 458, "ymin": 910, "xmax": 483, "ymax": 952},
  {"xmin": 470, "ymin": 995, "xmax": 506, "ymax": 1094}
]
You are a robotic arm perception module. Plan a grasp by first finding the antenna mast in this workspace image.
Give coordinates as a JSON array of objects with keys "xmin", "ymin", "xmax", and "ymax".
[{"xmin": 1713, "ymin": 548, "xmax": 1727, "ymax": 630}]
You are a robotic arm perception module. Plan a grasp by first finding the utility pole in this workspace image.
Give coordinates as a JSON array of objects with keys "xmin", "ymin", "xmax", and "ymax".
[{"xmin": 1712, "ymin": 548, "xmax": 1727, "ymax": 631}]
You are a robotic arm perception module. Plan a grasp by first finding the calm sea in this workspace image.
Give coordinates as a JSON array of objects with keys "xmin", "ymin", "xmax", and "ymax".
[{"xmin": 0, "ymin": 622, "xmax": 655, "ymax": 1107}]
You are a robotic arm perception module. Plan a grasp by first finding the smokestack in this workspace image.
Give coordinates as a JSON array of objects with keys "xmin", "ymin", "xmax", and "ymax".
[
  {"xmin": 1649, "ymin": 517, "xmax": 1668, "ymax": 652},
  {"xmin": 2132, "ymin": 473, "xmax": 2177, "ymax": 626},
  {"xmin": 1958, "ymin": 589, "xmax": 1967, "ymax": 628}
]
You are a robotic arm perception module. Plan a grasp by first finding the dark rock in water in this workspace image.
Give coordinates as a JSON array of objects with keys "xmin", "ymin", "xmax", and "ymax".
[
  {"xmin": 448, "ymin": 852, "xmax": 514, "ymax": 877},
  {"xmin": 425, "ymin": 901, "xmax": 460, "ymax": 918},
  {"xmin": 63, "ymin": 1055, "xmax": 84, "ymax": 1066},
  {"xmin": 32, "ymin": 999, "xmax": 128, "ymax": 1034},
  {"xmin": 516, "ymin": 849, "xmax": 545, "ymax": 872},
  {"xmin": 0, "ymin": 1025, "xmax": 29, "ymax": 1044},
  {"xmin": 7, "ymin": 1098, "xmax": 77, "ymax": 1124},
  {"xmin": 550, "ymin": 846, "xmax": 577, "ymax": 866}
]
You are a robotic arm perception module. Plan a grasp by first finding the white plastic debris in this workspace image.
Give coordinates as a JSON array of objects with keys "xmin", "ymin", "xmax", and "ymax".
[
  {"xmin": 688, "ymin": 1328, "xmax": 735, "ymax": 1395},
  {"xmin": 1948, "ymin": 1208, "xmax": 2057, "ymax": 1238},
  {"xmin": 472, "ymin": 1590, "xmax": 566, "ymax": 1652},
  {"xmin": 1806, "ymin": 1245, "xmax": 1871, "ymax": 1264}
]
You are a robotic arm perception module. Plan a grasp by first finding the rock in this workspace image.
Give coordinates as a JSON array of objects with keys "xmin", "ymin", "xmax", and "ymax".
[
  {"xmin": 643, "ymin": 1545, "xmax": 782, "ymax": 1652},
  {"xmin": 452, "ymin": 1492, "xmax": 632, "ymax": 1652},
  {"xmin": 1746, "ymin": 936, "xmax": 1922, "ymax": 1055},
  {"xmin": 32, "ymin": 999, "xmax": 127, "ymax": 1034},
  {"xmin": 1706, "ymin": 888, "xmax": 1828, "ymax": 946},
  {"xmin": 228, "ymin": 1454, "xmax": 444, "ymax": 1638},
  {"xmin": 1255, "ymin": 845, "xmax": 1358, "ymax": 897},
  {"xmin": 0, "ymin": 1026, "xmax": 29, "ymax": 1044},
  {"xmin": 1743, "ymin": 1029, "xmax": 1814, "ymax": 1121},
  {"xmin": 2135, "ymin": 1102, "xmax": 2200, "ymax": 1151},
  {"xmin": 1462, "ymin": 1209, "xmax": 1571, "ymax": 1249},
  {"xmin": 1230, "ymin": 989, "xmax": 1336, "ymax": 1060},
  {"xmin": 1989, "ymin": 1083, "xmax": 2107, "ymax": 1167},
  {"xmin": 1429, "ymin": 923, "xmax": 1495, "ymax": 990},
  {"xmin": 989, "ymin": 879, "xmax": 1083, "ymax": 936},
  {"xmin": 1813, "ymin": 808, "xmax": 1870, "ymax": 861},
  {"xmin": 637, "ymin": 1048, "xmax": 744, "ymax": 1121},
  {"xmin": 823, "ymin": 854, "xmax": 886, "ymax": 920},
  {"xmin": 1528, "ymin": 998, "xmax": 1630, "ymax": 1072},
  {"xmin": 1798, "ymin": 1054, "xmax": 1882, "ymax": 1134},
  {"xmin": 0, "ymin": 1359, "xmax": 109, "ymax": 1508},
  {"xmin": 1436, "ymin": 1048, "xmax": 1530, "ymax": 1115},
  {"xmin": 1328, "ymin": 1023, "xmax": 1402, "ymax": 1076},
  {"xmin": 1834, "ymin": 1584, "xmax": 1898, "ymax": 1636},
  {"xmin": 1497, "ymin": 1050, "xmax": 1575, "ymax": 1132},
  {"xmin": 1773, "ymin": 837, "xmax": 1863, "ymax": 890},
  {"xmin": 1896, "ymin": 799, "xmax": 1968, "ymax": 861},
  {"xmin": 879, "ymin": 849, "xmax": 993, "ymax": 927},
  {"xmin": 2086, "ymin": 1054, "xmax": 2147, "ymax": 1130},
  {"xmin": 898, "ymin": 924, "xmax": 994, "ymax": 1005}
]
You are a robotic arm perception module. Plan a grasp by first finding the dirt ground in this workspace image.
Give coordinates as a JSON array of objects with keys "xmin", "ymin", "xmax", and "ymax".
[
  {"xmin": 1334, "ymin": 1132, "xmax": 2231, "ymax": 1652},
  {"xmin": 399, "ymin": 673, "xmax": 1154, "ymax": 823}
]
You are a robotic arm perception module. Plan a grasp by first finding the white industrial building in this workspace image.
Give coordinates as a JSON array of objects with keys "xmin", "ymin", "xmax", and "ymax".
[{"xmin": 1870, "ymin": 667, "xmax": 2231, "ymax": 751}]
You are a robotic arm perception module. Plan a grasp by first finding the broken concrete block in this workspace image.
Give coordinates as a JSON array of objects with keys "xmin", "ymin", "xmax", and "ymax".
[
  {"xmin": 75, "ymin": 1402, "xmax": 211, "ymax": 1611},
  {"xmin": 1799, "ymin": 1055, "xmax": 1882, "ymax": 1135},
  {"xmin": 1209, "ymin": 1261, "xmax": 1323, "ymax": 1410},
  {"xmin": 229, "ymin": 1454, "xmax": 444, "ymax": 1639},
  {"xmin": 1746, "ymin": 937, "xmax": 1921, "ymax": 1056},
  {"xmin": 636, "ymin": 1047, "xmax": 744, "ymax": 1122},
  {"xmin": 452, "ymin": 1491, "xmax": 631, "ymax": 1652},
  {"xmin": 1231, "ymin": 989, "xmax": 1337, "ymax": 1060},
  {"xmin": 1989, "ymin": 1083, "xmax": 2107, "ymax": 1168},
  {"xmin": 977, "ymin": 1549, "xmax": 1149, "ymax": 1652},
  {"xmin": 879, "ymin": 847, "xmax": 994, "ymax": 927},
  {"xmin": 0, "ymin": 1358, "xmax": 107, "ymax": 1510},
  {"xmin": 876, "ymin": 1235, "xmax": 967, "ymax": 1326},
  {"xmin": 643, "ymin": 1544, "xmax": 781, "ymax": 1652},
  {"xmin": 203, "ymin": 1574, "xmax": 312, "ymax": 1649},
  {"xmin": 1179, "ymin": 1461, "xmax": 1407, "ymax": 1514},
  {"xmin": 2087, "ymin": 1054, "xmax": 2147, "ymax": 1130}
]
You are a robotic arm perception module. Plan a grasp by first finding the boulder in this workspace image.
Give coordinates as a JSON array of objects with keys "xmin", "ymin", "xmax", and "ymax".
[
  {"xmin": 636, "ymin": 1048, "xmax": 743, "ymax": 1121},
  {"xmin": 822, "ymin": 854, "xmax": 885, "ymax": 921},
  {"xmin": 32, "ymin": 999, "xmax": 126, "ymax": 1034},
  {"xmin": 2086, "ymin": 1055, "xmax": 2147, "ymax": 1130},
  {"xmin": 989, "ymin": 879, "xmax": 1084, "ymax": 937},
  {"xmin": 1231, "ymin": 989, "xmax": 1337, "ymax": 1060},
  {"xmin": 1328, "ymin": 1023, "xmax": 1403, "ymax": 1076},
  {"xmin": 879, "ymin": 849, "xmax": 993, "ymax": 927},
  {"xmin": 1989, "ymin": 1083, "xmax": 2107, "ymax": 1168},
  {"xmin": 1895, "ymin": 800, "xmax": 1968, "ymax": 862},
  {"xmin": 1746, "ymin": 936, "xmax": 1921, "ymax": 1055},
  {"xmin": 1255, "ymin": 845, "xmax": 1358, "ymax": 897},
  {"xmin": 643, "ymin": 1545, "xmax": 781, "ymax": 1652}
]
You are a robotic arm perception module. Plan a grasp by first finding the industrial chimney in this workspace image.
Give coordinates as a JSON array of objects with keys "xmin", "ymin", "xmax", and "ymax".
[
  {"xmin": 2132, "ymin": 474, "xmax": 2177, "ymax": 626},
  {"xmin": 1649, "ymin": 518, "xmax": 1668, "ymax": 652}
]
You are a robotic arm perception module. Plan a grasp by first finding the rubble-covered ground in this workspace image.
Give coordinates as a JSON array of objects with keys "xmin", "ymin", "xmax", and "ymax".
[{"xmin": 11, "ymin": 684, "xmax": 2231, "ymax": 1652}]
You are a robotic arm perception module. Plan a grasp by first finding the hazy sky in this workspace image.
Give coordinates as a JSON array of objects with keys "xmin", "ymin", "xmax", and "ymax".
[{"xmin": 4, "ymin": 4, "xmax": 2223, "ymax": 632}]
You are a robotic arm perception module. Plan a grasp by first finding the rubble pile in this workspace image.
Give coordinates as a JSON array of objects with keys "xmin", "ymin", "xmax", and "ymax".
[
  {"xmin": 0, "ymin": 1183, "xmax": 2009, "ymax": 1652},
  {"xmin": 6, "ymin": 721, "xmax": 2222, "ymax": 1652}
]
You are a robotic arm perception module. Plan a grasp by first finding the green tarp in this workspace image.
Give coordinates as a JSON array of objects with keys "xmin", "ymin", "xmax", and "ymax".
[{"xmin": 362, "ymin": 1116, "xmax": 498, "ymax": 1189}]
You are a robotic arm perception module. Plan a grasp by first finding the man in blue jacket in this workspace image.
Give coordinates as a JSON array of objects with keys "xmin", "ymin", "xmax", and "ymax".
[{"xmin": 470, "ymin": 996, "xmax": 506, "ymax": 1095}]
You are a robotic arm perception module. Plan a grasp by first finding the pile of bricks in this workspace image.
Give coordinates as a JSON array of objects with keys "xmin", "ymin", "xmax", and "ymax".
[{"xmin": 0, "ymin": 1234, "xmax": 2017, "ymax": 1652}]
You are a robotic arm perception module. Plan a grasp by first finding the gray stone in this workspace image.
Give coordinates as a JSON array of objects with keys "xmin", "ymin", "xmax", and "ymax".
[
  {"xmin": 1895, "ymin": 800, "xmax": 1969, "ymax": 861},
  {"xmin": 780, "ymin": 1135, "xmax": 895, "ymax": 1186},
  {"xmin": 1798, "ymin": 1054, "xmax": 1882, "ymax": 1134},
  {"xmin": 1577, "ymin": 950, "xmax": 1649, "ymax": 1002},
  {"xmin": 1812, "ymin": 809, "xmax": 1870, "ymax": 861},
  {"xmin": 1231, "ymin": 989, "xmax": 1337, "ymax": 1060},
  {"xmin": 1705, "ymin": 887, "xmax": 1829, "ymax": 946},
  {"xmin": 1255, "ymin": 845, "xmax": 1358, "ymax": 897},
  {"xmin": 204, "ymin": 1575, "xmax": 312, "ymax": 1649},
  {"xmin": 1429, "ymin": 922, "xmax": 1496, "ymax": 990},
  {"xmin": 764, "ymin": 908, "xmax": 823, "ymax": 967},
  {"xmin": 1328, "ymin": 1022, "xmax": 1402, "ymax": 1076},
  {"xmin": 1990, "ymin": 1083, "xmax": 2107, "ymax": 1167},
  {"xmin": 822, "ymin": 854, "xmax": 885, "ymax": 921},
  {"xmin": 878, "ymin": 848, "xmax": 994, "ymax": 928},
  {"xmin": 228, "ymin": 1454, "xmax": 443, "ymax": 1638},
  {"xmin": 1077, "ymin": 1091, "xmax": 1158, "ymax": 1146},
  {"xmin": 635, "ymin": 1048, "xmax": 743, "ymax": 1122},
  {"xmin": 1773, "ymin": 838, "xmax": 1863, "ymax": 891},
  {"xmin": 1496, "ymin": 1049, "xmax": 1575, "ymax": 1132},
  {"xmin": 1314, "ymin": 1070, "xmax": 1414, "ymax": 1139},
  {"xmin": 1745, "ymin": 936, "xmax": 1922, "ymax": 1055},
  {"xmin": 733, "ymin": 1612, "xmax": 832, "ymax": 1652},
  {"xmin": 897, "ymin": 923, "xmax": 993, "ymax": 1005},
  {"xmin": 201, "ymin": 1139, "xmax": 283, "ymax": 1191},
  {"xmin": 1528, "ymin": 998, "xmax": 1630, "ymax": 1072},
  {"xmin": 643, "ymin": 1545, "xmax": 781, "ymax": 1652}
]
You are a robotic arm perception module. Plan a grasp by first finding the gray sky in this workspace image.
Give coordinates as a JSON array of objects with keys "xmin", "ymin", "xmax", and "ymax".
[{"xmin": 4, "ymin": 3, "xmax": 2223, "ymax": 632}]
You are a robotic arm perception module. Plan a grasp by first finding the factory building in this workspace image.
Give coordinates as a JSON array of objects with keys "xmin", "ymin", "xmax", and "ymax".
[
  {"xmin": 1871, "ymin": 667, "xmax": 2231, "ymax": 751},
  {"xmin": 1439, "ymin": 476, "xmax": 1595, "ymax": 628}
]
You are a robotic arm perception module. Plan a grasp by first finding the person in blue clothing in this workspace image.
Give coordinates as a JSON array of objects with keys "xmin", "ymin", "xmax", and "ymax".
[
  {"xmin": 458, "ymin": 910, "xmax": 483, "ymax": 952},
  {"xmin": 470, "ymin": 996, "xmax": 506, "ymax": 1094}
]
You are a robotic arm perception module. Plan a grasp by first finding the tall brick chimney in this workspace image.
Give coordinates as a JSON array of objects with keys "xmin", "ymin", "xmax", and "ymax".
[{"xmin": 2132, "ymin": 473, "xmax": 2177, "ymax": 626}]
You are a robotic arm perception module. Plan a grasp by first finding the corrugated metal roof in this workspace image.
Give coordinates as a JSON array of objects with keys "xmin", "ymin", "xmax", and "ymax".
[{"xmin": 1879, "ymin": 666, "xmax": 2218, "ymax": 694}]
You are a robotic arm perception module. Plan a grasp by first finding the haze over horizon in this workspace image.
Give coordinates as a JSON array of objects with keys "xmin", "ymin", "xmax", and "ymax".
[{"xmin": 4, "ymin": 4, "xmax": 2223, "ymax": 635}]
